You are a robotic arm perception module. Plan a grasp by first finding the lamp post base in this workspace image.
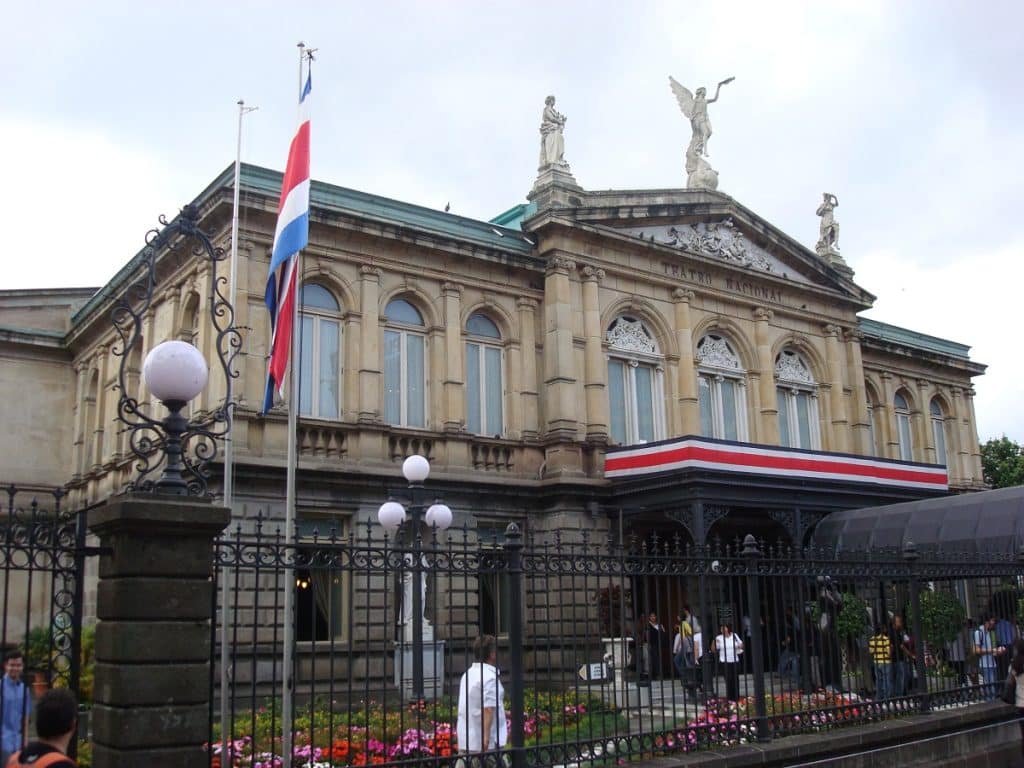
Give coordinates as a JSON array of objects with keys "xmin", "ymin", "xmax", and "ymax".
[{"xmin": 394, "ymin": 640, "xmax": 446, "ymax": 701}]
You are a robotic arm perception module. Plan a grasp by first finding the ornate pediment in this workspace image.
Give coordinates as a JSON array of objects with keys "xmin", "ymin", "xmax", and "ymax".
[{"xmin": 607, "ymin": 317, "xmax": 657, "ymax": 354}]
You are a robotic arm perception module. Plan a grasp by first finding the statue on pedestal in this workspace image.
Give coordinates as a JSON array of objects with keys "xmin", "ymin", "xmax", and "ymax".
[
  {"xmin": 400, "ymin": 554, "xmax": 432, "ymax": 642},
  {"xmin": 815, "ymin": 193, "xmax": 840, "ymax": 255},
  {"xmin": 539, "ymin": 95, "xmax": 569, "ymax": 170},
  {"xmin": 669, "ymin": 76, "xmax": 735, "ymax": 189}
]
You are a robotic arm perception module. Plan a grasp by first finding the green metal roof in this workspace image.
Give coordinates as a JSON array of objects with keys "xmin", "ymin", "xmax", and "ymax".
[
  {"xmin": 489, "ymin": 202, "xmax": 537, "ymax": 231},
  {"xmin": 858, "ymin": 317, "xmax": 971, "ymax": 360}
]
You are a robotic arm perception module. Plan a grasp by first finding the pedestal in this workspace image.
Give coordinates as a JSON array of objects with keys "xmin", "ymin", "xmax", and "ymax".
[
  {"xmin": 394, "ymin": 640, "xmax": 446, "ymax": 700},
  {"xmin": 600, "ymin": 637, "xmax": 648, "ymax": 707}
]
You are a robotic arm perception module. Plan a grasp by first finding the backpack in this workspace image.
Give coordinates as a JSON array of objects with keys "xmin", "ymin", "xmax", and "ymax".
[{"xmin": 5, "ymin": 750, "xmax": 76, "ymax": 768}]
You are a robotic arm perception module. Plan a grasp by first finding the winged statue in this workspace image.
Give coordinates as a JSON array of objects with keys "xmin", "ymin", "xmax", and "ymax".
[{"xmin": 669, "ymin": 75, "xmax": 734, "ymax": 157}]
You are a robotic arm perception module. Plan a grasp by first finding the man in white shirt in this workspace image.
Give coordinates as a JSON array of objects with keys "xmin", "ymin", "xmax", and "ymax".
[{"xmin": 457, "ymin": 635, "xmax": 507, "ymax": 754}]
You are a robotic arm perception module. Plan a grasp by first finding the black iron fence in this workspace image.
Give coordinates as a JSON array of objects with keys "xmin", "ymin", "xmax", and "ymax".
[
  {"xmin": 0, "ymin": 485, "xmax": 97, "ymax": 760},
  {"xmin": 209, "ymin": 517, "xmax": 1024, "ymax": 767}
]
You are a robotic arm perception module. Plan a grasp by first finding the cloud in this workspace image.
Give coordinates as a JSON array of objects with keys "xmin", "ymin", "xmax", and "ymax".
[{"xmin": 0, "ymin": 117, "xmax": 188, "ymax": 289}]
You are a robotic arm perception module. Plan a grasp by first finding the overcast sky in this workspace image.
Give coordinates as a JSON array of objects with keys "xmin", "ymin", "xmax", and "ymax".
[{"xmin": 2, "ymin": 1, "xmax": 1021, "ymax": 443}]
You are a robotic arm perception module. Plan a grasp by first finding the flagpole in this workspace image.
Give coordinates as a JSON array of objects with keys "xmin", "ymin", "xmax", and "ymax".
[
  {"xmin": 282, "ymin": 40, "xmax": 308, "ymax": 768},
  {"xmin": 221, "ymin": 97, "xmax": 257, "ymax": 768}
]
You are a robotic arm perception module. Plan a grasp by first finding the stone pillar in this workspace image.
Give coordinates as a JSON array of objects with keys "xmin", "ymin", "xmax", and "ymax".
[
  {"xmin": 845, "ymin": 329, "xmax": 871, "ymax": 455},
  {"xmin": 950, "ymin": 387, "xmax": 969, "ymax": 482},
  {"xmin": 673, "ymin": 289, "xmax": 699, "ymax": 435},
  {"xmin": 358, "ymin": 266, "xmax": 383, "ymax": 423},
  {"xmin": 823, "ymin": 324, "xmax": 849, "ymax": 453},
  {"xmin": 542, "ymin": 255, "xmax": 578, "ymax": 439},
  {"xmin": 137, "ymin": 309, "xmax": 156, "ymax": 409},
  {"xmin": 71, "ymin": 362, "xmax": 88, "ymax": 482},
  {"xmin": 753, "ymin": 308, "xmax": 778, "ymax": 444},
  {"xmin": 89, "ymin": 496, "xmax": 230, "ymax": 768},
  {"xmin": 516, "ymin": 298, "xmax": 539, "ymax": 440},
  {"xmin": 93, "ymin": 346, "xmax": 109, "ymax": 471},
  {"xmin": 964, "ymin": 387, "xmax": 984, "ymax": 483},
  {"xmin": 580, "ymin": 265, "xmax": 608, "ymax": 442},
  {"xmin": 917, "ymin": 379, "xmax": 934, "ymax": 462},
  {"xmin": 442, "ymin": 283, "xmax": 464, "ymax": 432},
  {"xmin": 879, "ymin": 371, "xmax": 897, "ymax": 459}
]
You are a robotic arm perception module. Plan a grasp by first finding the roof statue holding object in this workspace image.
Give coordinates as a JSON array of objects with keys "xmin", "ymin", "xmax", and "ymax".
[
  {"xmin": 669, "ymin": 75, "xmax": 734, "ymax": 190},
  {"xmin": 815, "ymin": 192, "xmax": 851, "ymax": 272},
  {"xmin": 539, "ymin": 95, "xmax": 570, "ymax": 170}
]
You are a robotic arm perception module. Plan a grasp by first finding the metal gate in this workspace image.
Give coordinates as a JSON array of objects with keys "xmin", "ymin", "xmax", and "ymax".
[{"xmin": 1, "ymin": 485, "xmax": 103, "ymax": 745}]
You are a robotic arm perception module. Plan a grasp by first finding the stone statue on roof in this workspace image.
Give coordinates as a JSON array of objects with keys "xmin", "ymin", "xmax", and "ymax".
[
  {"xmin": 815, "ymin": 193, "xmax": 840, "ymax": 255},
  {"xmin": 669, "ymin": 76, "xmax": 734, "ymax": 189},
  {"xmin": 539, "ymin": 95, "xmax": 569, "ymax": 170}
]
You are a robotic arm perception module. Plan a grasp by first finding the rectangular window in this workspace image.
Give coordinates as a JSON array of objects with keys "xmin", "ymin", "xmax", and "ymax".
[
  {"xmin": 484, "ymin": 346, "xmax": 502, "ymax": 436},
  {"xmin": 608, "ymin": 360, "xmax": 626, "ymax": 443},
  {"xmin": 720, "ymin": 378, "xmax": 738, "ymax": 441},
  {"xmin": 295, "ymin": 519, "xmax": 348, "ymax": 642},
  {"xmin": 796, "ymin": 392, "xmax": 812, "ymax": 449},
  {"xmin": 299, "ymin": 316, "xmax": 314, "ymax": 415},
  {"xmin": 478, "ymin": 525, "xmax": 515, "ymax": 636},
  {"xmin": 406, "ymin": 335, "xmax": 425, "ymax": 427},
  {"xmin": 319, "ymin": 320, "xmax": 340, "ymax": 419},
  {"xmin": 466, "ymin": 342, "xmax": 481, "ymax": 434},
  {"xmin": 299, "ymin": 316, "xmax": 340, "ymax": 418},
  {"xmin": 898, "ymin": 415, "xmax": 913, "ymax": 461},
  {"xmin": 383, "ymin": 330, "xmax": 401, "ymax": 424},
  {"xmin": 635, "ymin": 365, "xmax": 654, "ymax": 442},
  {"xmin": 698, "ymin": 376, "xmax": 713, "ymax": 438},
  {"xmin": 932, "ymin": 420, "xmax": 947, "ymax": 465},
  {"xmin": 777, "ymin": 390, "xmax": 792, "ymax": 447}
]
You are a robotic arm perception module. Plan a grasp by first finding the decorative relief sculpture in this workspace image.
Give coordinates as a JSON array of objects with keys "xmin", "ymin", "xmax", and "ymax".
[
  {"xmin": 539, "ymin": 95, "xmax": 569, "ymax": 170},
  {"xmin": 815, "ymin": 193, "xmax": 840, "ymax": 255},
  {"xmin": 607, "ymin": 317, "xmax": 657, "ymax": 354},
  {"xmin": 669, "ymin": 76, "xmax": 734, "ymax": 189},
  {"xmin": 775, "ymin": 350, "xmax": 815, "ymax": 385},
  {"xmin": 660, "ymin": 218, "xmax": 772, "ymax": 272},
  {"xmin": 696, "ymin": 334, "xmax": 742, "ymax": 371}
]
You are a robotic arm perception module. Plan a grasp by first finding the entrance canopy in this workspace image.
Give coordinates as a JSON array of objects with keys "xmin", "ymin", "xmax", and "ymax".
[{"xmin": 812, "ymin": 485, "xmax": 1024, "ymax": 555}]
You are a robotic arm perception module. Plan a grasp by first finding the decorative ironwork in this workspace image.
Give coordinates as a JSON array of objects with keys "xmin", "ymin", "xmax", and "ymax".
[{"xmin": 112, "ymin": 204, "xmax": 241, "ymax": 496}]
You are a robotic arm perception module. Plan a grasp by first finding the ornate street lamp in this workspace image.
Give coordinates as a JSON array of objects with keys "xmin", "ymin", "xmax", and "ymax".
[
  {"xmin": 377, "ymin": 455, "xmax": 453, "ymax": 700},
  {"xmin": 112, "ymin": 205, "xmax": 240, "ymax": 496}
]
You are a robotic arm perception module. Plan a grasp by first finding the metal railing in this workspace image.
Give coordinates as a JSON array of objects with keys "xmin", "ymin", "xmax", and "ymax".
[{"xmin": 209, "ymin": 519, "xmax": 1024, "ymax": 767}]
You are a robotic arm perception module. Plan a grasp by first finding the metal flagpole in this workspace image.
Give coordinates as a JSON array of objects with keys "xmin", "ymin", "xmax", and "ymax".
[
  {"xmin": 221, "ymin": 97, "xmax": 257, "ymax": 768},
  {"xmin": 282, "ymin": 40, "xmax": 311, "ymax": 768}
]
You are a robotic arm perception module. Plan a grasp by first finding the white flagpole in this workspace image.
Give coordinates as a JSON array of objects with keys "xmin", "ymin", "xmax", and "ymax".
[
  {"xmin": 282, "ymin": 40, "xmax": 309, "ymax": 768},
  {"xmin": 221, "ymin": 97, "xmax": 257, "ymax": 768}
]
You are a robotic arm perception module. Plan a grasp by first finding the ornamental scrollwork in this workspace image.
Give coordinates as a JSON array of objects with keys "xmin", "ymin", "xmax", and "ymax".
[
  {"xmin": 696, "ymin": 334, "xmax": 742, "ymax": 371},
  {"xmin": 775, "ymin": 349, "xmax": 815, "ymax": 385},
  {"xmin": 606, "ymin": 317, "xmax": 657, "ymax": 355}
]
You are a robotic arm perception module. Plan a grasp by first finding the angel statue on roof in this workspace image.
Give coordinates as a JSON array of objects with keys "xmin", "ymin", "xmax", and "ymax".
[{"xmin": 669, "ymin": 76, "xmax": 735, "ymax": 158}]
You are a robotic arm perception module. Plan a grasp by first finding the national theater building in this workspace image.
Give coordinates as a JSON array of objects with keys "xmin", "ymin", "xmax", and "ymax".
[{"xmin": 0, "ymin": 103, "xmax": 987, "ymax": 639}]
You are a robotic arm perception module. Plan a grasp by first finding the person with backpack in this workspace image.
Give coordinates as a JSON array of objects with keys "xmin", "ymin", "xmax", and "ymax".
[{"xmin": 4, "ymin": 688, "xmax": 77, "ymax": 768}]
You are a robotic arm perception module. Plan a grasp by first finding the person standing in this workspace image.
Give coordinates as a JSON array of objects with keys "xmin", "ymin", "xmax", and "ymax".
[
  {"xmin": 4, "ymin": 688, "xmax": 77, "ymax": 767},
  {"xmin": 645, "ymin": 613, "xmax": 668, "ymax": 679},
  {"xmin": 456, "ymin": 635, "xmax": 506, "ymax": 755},
  {"xmin": 868, "ymin": 624, "xmax": 894, "ymax": 700},
  {"xmin": 1, "ymin": 650, "xmax": 32, "ymax": 767},
  {"xmin": 973, "ymin": 614, "xmax": 1007, "ymax": 701},
  {"xmin": 713, "ymin": 623, "xmax": 744, "ymax": 701}
]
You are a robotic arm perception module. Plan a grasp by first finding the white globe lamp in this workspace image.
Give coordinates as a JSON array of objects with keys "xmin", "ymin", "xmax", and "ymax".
[
  {"xmin": 402, "ymin": 455, "xmax": 430, "ymax": 484},
  {"xmin": 143, "ymin": 340, "xmax": 209, "ymax": 404},
  {"xmin": 377, "ymin": 500, "xmax": 406, "ymax": 531},
  {"xmin": 425, "ymin": 502, "xmax": 453, "ymax": 530}
]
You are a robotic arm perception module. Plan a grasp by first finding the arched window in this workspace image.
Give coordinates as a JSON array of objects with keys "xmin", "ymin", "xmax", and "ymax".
[
  {"xmin": 383, "ymin": 298, "xmax": 426, "ymax": 427},
  {"xmin": 894, "ymin": 392, "xmax": 914, "ymax": 461},
  {"xmin": 465, "ymin": 313, "xmax": 503, "ymax": 436},
  {"xmin": 930, "ymin": 398, "xmax": 947, "ymax": 466},
  {"xmin": 696, "ymin": 333, "xmax": 747, "ymax": 441},
  {"xmin": 298, "ymin": 284, "xmax": 342, "ymax": 419},
  {"xmin": 606, "ymin": 317, "xmax": 665, "ymax": 444},
  {"xmin": 775, "ymin": 350, "xmax": 820, "ymax": 450}
]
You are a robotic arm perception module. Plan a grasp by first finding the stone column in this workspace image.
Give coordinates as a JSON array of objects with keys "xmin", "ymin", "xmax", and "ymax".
[
  {"xmin": 89, "ymin": 496, "xmax": 230, "ymax": 768},
  {"xmin": 823, "ymin": 324, "xmax": 849, "ymax": 453},
  {"xmin": 71, "ymin": 362, "xmax": 88, "ymax": 483},
  {"xmin": 516, "ymin": 298, "xmax": 539, "ymax": 440},
  {"xmin": 964, "ymin": 387, "xmax": 984, "ymax": 483},
  {"xmin": 441, "ymin": 283, "xmax": 464, "ymax": 432},
  {"xmin": 879, "ymin": 371, "xmax": 897, "ymax": 459},
  {"xmin": 93, "ymin": 346, "xmax": 109, "ymax": 471},
  {"xmin": 358, "ymin": 266, "xmax": 383, "ymax": 423},
  {"xmin": 137, "ymin": 309, "xmax": 156, "ymax": 409},
  {"xmin": 753, "ymin": 308, "xmax": 778, "ymax": 444},
  {"xmin": 917, "ymin": 379, "xmax": 935, "ymax": 462},
  {"xmin": 580, "ymin": 265, "xmax": 608, "ymax": 442},
  {"xmin": 673, "ymin": 289, "xmax": 699, "ymax": 435},
  {"xmin": 950, "ymin": 387, "xmax": 969, "ymax": 482},
  {"xmin": 845, "ymin": 329, "xmax": 871, "ymax": 455},
  {"xmin": 542, "ymin": 255, "xmax": 578, "ymax": 439}
]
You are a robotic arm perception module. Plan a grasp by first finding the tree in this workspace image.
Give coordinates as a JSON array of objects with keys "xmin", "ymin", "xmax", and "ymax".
[{"xmin": 980, "ymin": 436, "xmax": 1024, "ymax": 488}]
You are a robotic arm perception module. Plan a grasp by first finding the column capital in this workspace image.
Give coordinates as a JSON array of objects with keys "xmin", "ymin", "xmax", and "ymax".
[
  {"xmin": 952, "ymin": 386, "xmax": 964, "ymax": 398},
  {"xmin": 672, "ymin": 287, "xmax": 696, "ymax": 303},
  {"xmin": 359, "ymin": 265, "xmax": 383, "ymax": 280},
  {"xmin": 822, "ymin": 323, "xmax": 842, "ymax": 338},
  {"xmin": 441, "ymin": 282, "xmax": 464, "ymax": 297},
  {"xmin": 916, "ymin": 378, "xmax": 931, "ymax": 390},
  {"xmin": 844, "ymin": 327, "xmax": 864, "ymax": 343},
  {"xmin": 516, "ymin": 297, "xmax": 539, "ymax": 311},
  {"xmin": 880, "ymin": 370, "xmax": 893, "ymax": 381},
  {"xmin": 753, "ymin": 306, "xmax": 774, "ymax": 322},
  {"xmin": 579, "ymin": 264, "xmax": 605, "ymax": 283},
  {"xmin": 546, "ymin": 255, "xmax": 576, "ymax": 275}
]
